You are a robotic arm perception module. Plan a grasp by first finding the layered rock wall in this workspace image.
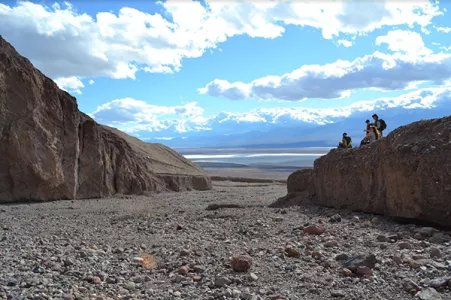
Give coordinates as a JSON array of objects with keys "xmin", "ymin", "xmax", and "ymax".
[
  {"xmin": 281, "ymin": 116, "xmax": 451, "ymax": 227},
  {"xmin": 0, "ymin": 36, "xmax": 211, "ymax": 203}
]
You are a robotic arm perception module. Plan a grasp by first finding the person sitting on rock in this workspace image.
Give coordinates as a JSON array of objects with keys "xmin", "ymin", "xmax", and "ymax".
[
  {"xmin": 364, "ymin": 119, "xmax": 371, "ymax": 134},
  {"xmin": 338, "ymin": 132, "xmax": 352, "ymax": 148},
  {"xmin": 360, "ymin": 125, "xmax": 377, "ymax": 146}
]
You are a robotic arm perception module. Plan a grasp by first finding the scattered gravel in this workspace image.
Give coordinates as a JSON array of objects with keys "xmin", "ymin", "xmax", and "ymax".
[{"xmin": 1, "ymin": 181, "xmax": 451, "ymax": 299}]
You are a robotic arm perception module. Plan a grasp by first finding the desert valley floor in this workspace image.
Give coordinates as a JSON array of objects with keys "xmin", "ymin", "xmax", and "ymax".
[{"xmin": 1, "ymin": 180, "xmax": 451, "ymax": 300}]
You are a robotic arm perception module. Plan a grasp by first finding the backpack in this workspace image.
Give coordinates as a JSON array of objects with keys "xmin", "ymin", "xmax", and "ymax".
[
  {"xmin": 379, "ymin": 119, "xmax": 387, "ymax": 131},
  {"xmin": 344, "ymin": 136, "xmax": 352, "ymax": 147}
]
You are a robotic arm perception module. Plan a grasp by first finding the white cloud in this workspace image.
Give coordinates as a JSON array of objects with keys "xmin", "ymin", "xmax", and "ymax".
[
  {"xmin": 0, "ymin": 0, "xmax": 443, "ymax": 94},
  {"xmin": 90, "ymin": 98, "xmax": 206, "ymax": 133},
  {"xmin": 89, "ymin": 79, "xmax": 95, "ymax": 85},
  {"xmin": 436, "ymin": 26, "xmax": 451, "ymax": 33},
  {"xmin": 90, "ymin": 87, "xmax": 451, "ymax": 139},
  {"xmin": 54, "ymin": 76, "xmax": 85, "ymax": 94},
  {"xmin": 375, "ymin": 30, "xmax": 431, "ymax": 55},
  {"xmin": 198, "ymin": 51, "xmax": 451, "ymax": 101},
  {"xmin": 337, "ymin": 39, "xmax": 353, "ymax": 47}
]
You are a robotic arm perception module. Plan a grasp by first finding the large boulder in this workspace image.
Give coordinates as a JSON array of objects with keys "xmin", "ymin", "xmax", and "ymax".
[
  {"xmin": 0, "ymin": 36, "xmax": 211, "ymax": 203},
  {"xmin": 282, "ymin": 116, "xmax": 451, "ymax": 227}
]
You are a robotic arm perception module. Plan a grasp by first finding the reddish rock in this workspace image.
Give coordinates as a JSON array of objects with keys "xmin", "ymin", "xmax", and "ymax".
[
  {"xmin": 303, "ymin": 225, "xmax": 326, "ymax": 235},
  {"xmin": 356, "ymin": 266, "xmax": 372, "ymax": 277},
  {"xmin": 178, "ymin": 266, "xmax": 189, "ymax": 275},
  {"xmin": 342, "ymin": 268, "xmax": 353, "ymax": 277},
  {"xmin": 284, "ymin": 247, "xmax": 301, "ymax": 258},
  {"xmin": 0, "ymin": 37, "xmax": 212, "ymax": 203},
  {"xmin": 231, "ymin": 255, "xmax": 253, "ymax": 272},
  {"xmin": 92, "ymin": 276, "xmax": 101, "ymax": 284}
]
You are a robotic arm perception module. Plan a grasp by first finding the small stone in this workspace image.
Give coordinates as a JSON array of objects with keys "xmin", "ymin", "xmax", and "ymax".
[
  {"xmin": 352, "ymin": 216, "xmax": 360, "ymax": 223},
  {"xmin": 329, "ymin": 214, "xmax": 342, "ymax": 223},
  {"xmin": 176, "ymin": 224, "xmax": 183, "ymax": 231},
  {"xmin": 241, "ymin": 292, "xmax": 255, "ymax": 300},
  {"xmin": 335, "ymin": 254, "xmax": 349, "ymax": 261},
  {"xmin": 64, "ymin": 258, "xmax": 74, "ymax": 266},
  {"xmin": 376, "ymin": 235, "xmax": 389, "ymax": 243},
  {"xmin": 284, "ymin": 247, "xmax": 300, "ymax": 258},
  {"xmin": 324, "ymin": 240, "xmax": 338, "ymax": 248},
  {"xmin": 342, "ymin": 268, "xmax": 353, "ymax": 277},
  {"xmin": 402, "ymin": 279, "xmax": 421, "ymax": 294},
  {"xmin": 311, "ymin": 251, "xmax": 322, "ymax": 260},
  {"xmin": 417, "ymin": 287, "xmax": 442, "ymax": 300},
  {"xmin": 214, "ymin": 276, "xmax": 232, "ymax": 287},
  {"xmin": 430, "ymin": 248, "xmax": 442, "ymax": 259},
  {"xmin": 193, "ymin": 276, "xmax": 201, "ymax": 282},
  {"xmin": 416, "ymin": 227, "xmax": 435, "ymax": 238},
  {"xmin": 92, "ymin": 276, "xmax": 101, "ymax": 284},
  {"xmin": 174, "ymin": 291, "xmax": 181, "ymax": 297},
  {"xmin": 32, "ymin": 266, "xmax": 45, "ymax": 274},
  {"xmin": 303, "ymin": 225, "xmax": 325, "ymax": 235},
  {"xmin": 429, "ymin": 278, "xmax": 450, "ymax": 289},
  {"xmin": 398, "ymin": 242, "xmax": 413, "ymax": 250},
  {"xmin": 123, "ymin": 281, "xmax": 136, "ymax": 291},
  {"xmin": 180, "ymin": 249, "xmax": 190, "ymax": 257},
  {"xmin": 7, "ymin": 280, "xmax": 17, "ymax": 287},
  {"xmin": 343, "ymin": 254, "xmax": 377, "ymax": 273},
  {"xmin": 178, "ymin": 266, "xmax": 189, "ymax": 275},
  {"xmin": 356, "ymin": 266, "xmax": 372, "ymax": 277},
  {"xmin": 193, "ymin": 265, "xmax": 205, "ymax": 273},
  {"xmin": 331, "ymin": 290, "xmax": 346, "ymax": 297},
  {"xmin": 429, "ymin": 233, "xmax": 448, "ymax": 244},
  {"xmin": 231, "ymin": 254, "xmax": 253, "ymax": 272},
  {"xmin": 248, "ymin": 273, "xmax": 258, "ymax": 281}
]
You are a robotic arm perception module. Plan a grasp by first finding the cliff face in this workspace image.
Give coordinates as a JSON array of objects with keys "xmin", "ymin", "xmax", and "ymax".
[
  {"xmin": 282, "ymin": 116, "xmax": 451, "ymax": 227},
  {"xmin": 0, "ymin": 36, "xmax": 211, "ymax": 203}
]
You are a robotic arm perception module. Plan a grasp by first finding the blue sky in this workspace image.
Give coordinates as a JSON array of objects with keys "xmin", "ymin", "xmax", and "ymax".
[{"xmin": 1, "ymin": 0, "xmax": 451, "ymax": 143}]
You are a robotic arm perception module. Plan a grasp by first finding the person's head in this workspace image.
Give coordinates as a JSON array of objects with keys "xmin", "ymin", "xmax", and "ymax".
[
  {"xmin": 369, "ymin": 126, "xmax": 375, "ymax": 132},
  {"xmin": 372, "ymin": 114, "xmax": 379, "ymax": 120},
  {"xmin": 343, "ymin": 132, "xmax": 347, "ymax": 137},
  {"xmin": 365, "ymin": 119, "xmax": 370, "ymax": 124}
]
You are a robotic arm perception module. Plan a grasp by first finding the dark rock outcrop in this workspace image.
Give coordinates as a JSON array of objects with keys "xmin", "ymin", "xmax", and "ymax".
[
  {"xmin": 0, "ymin": 36, "xmax": 211, "ymax": 203},
  {"xmin": 273, "ymin": 115, "xmax": 451, "ymax": 227}
]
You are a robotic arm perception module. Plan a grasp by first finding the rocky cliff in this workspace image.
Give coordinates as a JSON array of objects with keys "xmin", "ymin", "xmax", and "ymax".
[
  {"xmin": 277, "ymin": 116, "xmax": 451, "ymax": 227},
  {"xmin": 0, "ymin": 36, "xmax": 211, "ymax": 203}
]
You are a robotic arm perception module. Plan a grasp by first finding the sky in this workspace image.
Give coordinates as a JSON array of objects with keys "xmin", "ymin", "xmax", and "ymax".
[{"xmin": 1, "ymin": 0, "xmax": 451, "ymax": 143}]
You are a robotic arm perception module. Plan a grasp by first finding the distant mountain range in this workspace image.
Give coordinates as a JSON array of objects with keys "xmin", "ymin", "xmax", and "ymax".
[{"xmin": 151, "ymin": 104, "xmax": 451, "ymax": 149}]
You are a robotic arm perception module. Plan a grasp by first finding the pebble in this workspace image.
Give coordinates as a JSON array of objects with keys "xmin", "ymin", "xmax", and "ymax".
[
  {"xmin": 376, "ymin": 235, "xmax": 389, "ymax": 242},
  {"xmin": 430, "ymin": 248, "xmax": 442, "ymax": 259},
  {"xmin": 231, "ymin": 254, "xmax": 253, "ymax": 272},
  {"xmin": 123, "ymin": 281, "xmax": 136, "ymax": 291},
  {"xmin": 303, "ymin": 225, "xmax": 325, "ymax": 235},
  {"xmin": 329, "ymin": 214, "xmax": 342, "ymax": 223},
  {"xmin": 180, "ymin": 248, "xmax": 190, "ymax": 256},
  {"xmin": 356, "ymin": 266, "xmax": 372, "ymax": 277},
  {"xmin": 92, "ymin": 276, "xmax": 101, "ymax": 284},
  {"xmin": 284, "ymin": 246, "xmax": 300, "ymax": 258},
  {"xmin": 248, "ymin": 273, "xmax": 258, "ymax": 281},
  {"xmin": 331, "ymin": 290, "xmax": 346, "ymax": 297},
  {"xmin": 214, "ymin": 276, "xmax": 232, "ymax": 287},
  {"xmin": 417, "ymin": 287, "xmax": 442, "ymax": 300},
  {"xmin": 178, "ymin": 266, "xmax": 189, "ymax": 275},
  {"xmin": 398, "ymin": 242, "xmax": 413, "ymax": 250}
]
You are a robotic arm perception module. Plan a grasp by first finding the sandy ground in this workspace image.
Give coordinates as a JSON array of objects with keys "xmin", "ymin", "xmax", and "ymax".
[
  {"xmin": 1, "ymin": 180, "xmax": 451, "ymax": 300},
  {"xmin": 204, "ymin": 168, "xmax": 291, "ymax": 181}
]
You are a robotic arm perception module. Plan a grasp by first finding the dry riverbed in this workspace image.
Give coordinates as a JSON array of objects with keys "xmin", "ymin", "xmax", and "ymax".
[{"xmin": 1, "ymin": 181, "xmax": 451, "ymax": 300}]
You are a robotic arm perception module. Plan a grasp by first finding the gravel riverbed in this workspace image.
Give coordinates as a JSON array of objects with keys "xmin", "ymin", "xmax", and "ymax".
[{"xmin": 1, "ymin": 181, "xmax": 451, "ymax": 300}]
